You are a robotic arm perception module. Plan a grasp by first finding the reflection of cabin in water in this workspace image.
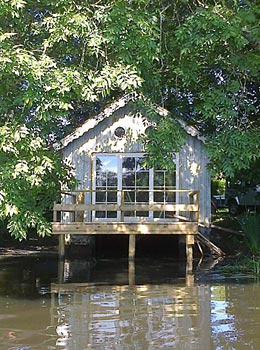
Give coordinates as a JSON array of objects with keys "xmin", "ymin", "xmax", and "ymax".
[
  {"xmin": 51, "ymin": 282, "xmax": 211, "ymax": 350},
  {"xmin": 52, "ymin": 94, "xmax": 211, "ymax": 265}
]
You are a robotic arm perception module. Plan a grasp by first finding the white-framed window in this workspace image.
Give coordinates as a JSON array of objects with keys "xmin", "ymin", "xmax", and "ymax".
[{"xmin": 92, "ymin": 153, "xmax": 176, "ymax": 221}]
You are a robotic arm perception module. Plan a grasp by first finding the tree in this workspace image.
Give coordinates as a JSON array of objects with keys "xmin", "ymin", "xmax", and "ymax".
[
  {"xmin": 160, "ymin": 0, "xmax": 260, "ymax": 178},
  {"xmin": 0, "ymin": 123, "xmax": 74, "ymax": 239},
  {"xmin": 0, "ymin": 0, "xmax": 160, "ymax": 238},
  {"xmin": 0, "ymin": 0, "xmax": 259, "ymax": 238}
]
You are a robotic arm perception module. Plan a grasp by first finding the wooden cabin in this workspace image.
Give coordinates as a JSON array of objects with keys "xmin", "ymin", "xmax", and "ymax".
[{"xmin": 52, "ymin": 94, "xmax": 211, "ymax": 267}]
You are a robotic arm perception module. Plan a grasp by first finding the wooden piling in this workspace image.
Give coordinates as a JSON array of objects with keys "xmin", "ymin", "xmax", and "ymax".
[
  {"xmin": 186, "ymin": 234, "xmax": 194, "ymax": 273},
  {"xmin": 129, "ymin": 235, "xmax": 136, "ymax": 260},
  {"xmin": 59, "ymin": 235, "xmax": 65, "ymax": 258},
  {"xmin": 58, "ymin": 258, "xmax": 65, "ymax": 284}
]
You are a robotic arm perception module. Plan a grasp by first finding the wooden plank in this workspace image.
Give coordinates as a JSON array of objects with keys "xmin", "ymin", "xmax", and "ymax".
[
  {"xmin": 208, "ymin": 224, "xmax": 243, "ymax": 235},
  {"xmin": 196, "ymin": 232, "xmax": 225, "ymax": 257},
  {"xmin": 52, "ymin": 222, "xmax": 198, "ymax": 235},
  {"xmin": 53, "ymin": 203, "xmax": 199, "ymax": 212},
  {"xmin": 61, "ymin": 189, "xmax": 199, "ymax": 194}
]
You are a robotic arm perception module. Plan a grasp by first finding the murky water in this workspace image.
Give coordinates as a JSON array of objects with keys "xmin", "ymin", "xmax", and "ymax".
[{"xmin": 0, "ymin": 256, "xmax": 260, "ymax": 350}]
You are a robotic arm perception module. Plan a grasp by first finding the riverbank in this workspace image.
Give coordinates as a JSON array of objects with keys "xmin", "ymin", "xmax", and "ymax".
[{"xmin": 0, "ymin": 246, "xmax": 58, "ymax": 258}]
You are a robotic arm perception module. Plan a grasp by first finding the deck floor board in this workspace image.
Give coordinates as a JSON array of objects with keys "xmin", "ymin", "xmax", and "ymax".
[{"xmin": 52, "ymin": 221, "xmax": 198, "ymax": 235}]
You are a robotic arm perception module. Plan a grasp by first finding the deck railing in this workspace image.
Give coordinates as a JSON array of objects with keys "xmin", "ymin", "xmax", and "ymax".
[
  {"xmin": 52, "ymin": 189, "xmax": 200, "ymax": 268},
  {"xmin": 53, "ymin": 189, "xmax": 200, "ymax": 224}
]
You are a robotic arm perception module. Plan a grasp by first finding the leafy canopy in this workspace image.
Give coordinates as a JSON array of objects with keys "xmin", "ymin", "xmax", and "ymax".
[{"xmin": 0, "ymin": 0, "xmax": 259, "ymax": 238}]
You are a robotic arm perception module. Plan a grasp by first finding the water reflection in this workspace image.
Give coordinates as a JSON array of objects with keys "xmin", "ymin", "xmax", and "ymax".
[
  {"xmin": 52, "ymin": 283, "xmax": 211, "ymax": 350},
  {"xmin": 0, "ymin": 257, "xmax": 260, "ymax": 349}
]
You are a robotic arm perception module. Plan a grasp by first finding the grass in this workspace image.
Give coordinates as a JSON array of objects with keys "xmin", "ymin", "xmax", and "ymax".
[
  {"xmin": 211, "ymin": 210, "xmax": 260, "ymax": 276},
  {"xmin": 238, "ymin": 212, "xmax": 260, "ymax": 256},
  {"xmin": 217, "ymin": 256, "xmax": 260, "ymax": 276}
]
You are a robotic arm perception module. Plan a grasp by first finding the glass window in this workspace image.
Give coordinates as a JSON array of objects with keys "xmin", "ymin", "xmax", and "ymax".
[
  {"xmin": 95, "ymin": 155, "xmax": 118, "ymax": 219},
  {"xmin": 154, "ymin": 166, "xmax": 176, "ymax": 219},
  {"xmin": 93, "ymin": 154, "xmax": 176, "ymax": 220},
  {"xmin": 122, "ymin": 156, "xmax": 149, "ymax": 218}
]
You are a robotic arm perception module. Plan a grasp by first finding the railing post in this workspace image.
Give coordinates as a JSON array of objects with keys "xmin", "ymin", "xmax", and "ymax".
[
  {"xmin": 71, "ymin": 194, "xmax": 76, "ymax": 222},
  {"xmin": 120, "ymin": 190, "xmax": 125, "ymax": 222},
  {"xmin": 189, "ymin": 191, "xmax": 194, "ymax": 221},
  {"xmin": 77, "ymin": 191, "xmax": 85, "ymax": 222},
  {"xmin": 53, "ymin": 202, "xmax": 57, "ymax": 222},
  {"xmin": 195, "ymin": 191, "xmax": 200, "ymax": 223}
]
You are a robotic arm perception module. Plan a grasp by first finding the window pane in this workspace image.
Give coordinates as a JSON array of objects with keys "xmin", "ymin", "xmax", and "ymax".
[
  {"xmin": 123, "ymin": 172, "xmax": 135, "ymax": 188},
  {"xmin": 124, "ymin": 211, "xmax": 135, "ymax": 217},
  {"xmin": 136, "ymin": 191, "xmax": 149, "ymax": 203},
  {"xmin": 136, "ymin": 157, "xmax": 146, "ymax": 171},
  {"xmin": 96, "ymin": 211, "xmax": 105, "ymax": 218},
  {"xmin": 96, "ymin": 155, "xmax": 118, "ymax": 175},
  {"xmin": 136, "ymin": 171, "xmax": 149, "ymax": 187},
  {"xmin": 166, "ymin": 192, "xmax": 176, "ymax": 203},
  {"xmin": 136, "ymin": 211, "xmax": 149, "ymax": 217},
  {"xmin": 122, "ymin": 157, "xmax": 135, "ymax": 171},
  {"xmin": 154, "ymin": 191, "xmax": 164, "ymax": 203},
  {"xmin": 96, "ymin": 191, "xmax": 106, "ymax": 203},
  {"xmin": 124, "ymin": 191, "xmax": 135, "ymax": 203},
  {"xmin": 165, "ymin": 172, "xmax": 176, "ymax": 188},
  {"xmin": 107, "ymin": 191, "xmax": 117, "ymax": 203},
  {"xmin": 107, "ymin": 211, "xmax": 117, "ymax": 218},
  {"xmin": 107, "ymin": 174, "xmax": 117, "ymax": 187},
  {"xmin": 96, "ymin": 173, "xmax": 106, "ymax": 187},
  {"xmin": 154, "ymin": 171, "xmax": 165, "ymax": 187}
]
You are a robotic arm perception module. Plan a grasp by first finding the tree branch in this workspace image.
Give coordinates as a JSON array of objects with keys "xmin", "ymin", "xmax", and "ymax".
[{"xmin": 242, "ymin": 29, "xmax": 260, "ymax": 51}]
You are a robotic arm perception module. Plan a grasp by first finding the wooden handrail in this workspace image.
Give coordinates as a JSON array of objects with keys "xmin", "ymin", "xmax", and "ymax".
[
  {"xmin": 61, "ymin": 189, "xmax": 199, "ymax": 194},
  {"xmin": 53, "ymin": 203, "xmax": 199, "ymax": 213},
  {"xmin": 54, "ymin": 189, "xmax": 200, "ymax": 223}
]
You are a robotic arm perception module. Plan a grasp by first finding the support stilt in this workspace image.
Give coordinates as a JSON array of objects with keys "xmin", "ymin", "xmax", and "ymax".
[
  {"xmin": 186, "ymin": 234, "xmax": 194, "ymax": 273},
  {"xmin": 129, "ymin": 234, "xmax": 136, "ymax": 260},
  {"xmin": 58, "ymin": 258, "xmax": 65, "ymax": 284},
  {"xmin": 59, "ymin": 234, "xmax": 65, "ymax": 258}
]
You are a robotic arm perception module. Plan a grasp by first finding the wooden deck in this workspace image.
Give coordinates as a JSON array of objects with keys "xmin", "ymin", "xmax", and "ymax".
[
  {"xmin": 52, "ymin": 221, "xmax": 198, "ymax": 235},
  {"xmin": 52, "ymin": 189, "xmax": 200, "ymax": 270}
]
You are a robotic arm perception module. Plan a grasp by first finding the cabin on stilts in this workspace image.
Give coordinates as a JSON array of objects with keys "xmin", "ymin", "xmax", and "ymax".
[{"xmin": 52, "ymin": 94, "xmax": 211, "ymax": 269}]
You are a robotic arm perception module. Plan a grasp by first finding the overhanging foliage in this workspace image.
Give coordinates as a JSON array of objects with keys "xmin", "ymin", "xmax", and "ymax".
[{"xmin": 0, "ymin": 0, "xmax": 259, "ymax": 238}]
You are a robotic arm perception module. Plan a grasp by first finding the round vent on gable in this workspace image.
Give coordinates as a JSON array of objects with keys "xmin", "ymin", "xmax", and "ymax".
[{"xmin": 114, "ymin": 126, "xmax": 126, "ymax": 138}]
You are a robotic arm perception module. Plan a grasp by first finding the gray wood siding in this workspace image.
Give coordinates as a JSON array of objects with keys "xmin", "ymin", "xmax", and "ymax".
[
  {"xmin": 61, "ymin": 106, "xmax": 211, "ymax": 224},
  {"xmin": 62, "ymin": 108, "xmax": 147, "ymax": 192},
  {"xmin": 179, "ymin": 135, "xmax": 211, "ymax": 224}
]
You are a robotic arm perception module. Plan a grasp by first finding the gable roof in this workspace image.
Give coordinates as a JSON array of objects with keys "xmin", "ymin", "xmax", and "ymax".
[{"xmin": 57, "ymin": 93, "xmax": 202, "ymax": 150}]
